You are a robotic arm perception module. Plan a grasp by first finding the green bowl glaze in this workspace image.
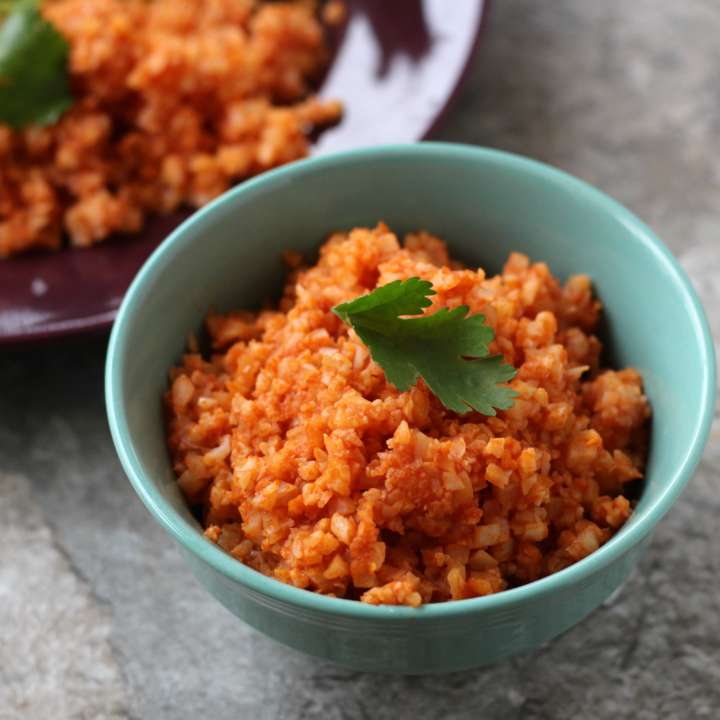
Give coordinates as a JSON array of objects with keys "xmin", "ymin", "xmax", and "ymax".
[{"xmin": 105, "ymin": 144, "xmax": 715, "ymax": 674}]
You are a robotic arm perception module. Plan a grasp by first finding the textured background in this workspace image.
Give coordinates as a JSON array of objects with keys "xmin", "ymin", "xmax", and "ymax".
[{"xmin": 2, "ymin": 0, "xmax": 720, "ymax": 717}]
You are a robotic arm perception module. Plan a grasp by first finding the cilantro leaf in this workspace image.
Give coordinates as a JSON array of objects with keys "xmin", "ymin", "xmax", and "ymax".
[
  {"xmin": 333, "ymin": 276, "xmax": 436, "ymax": 323},
  {"xmin": 0, "ymin": 1, "xmax": 74, "ymax": 129},
  {"xmin": 333, "ymin": 278, "xmax": 518, "ymax": 416}
]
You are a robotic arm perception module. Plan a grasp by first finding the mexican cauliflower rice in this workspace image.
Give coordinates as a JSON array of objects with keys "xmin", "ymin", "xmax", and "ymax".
[{"xmin": 165, "ymin": 224, "xmax": 650, "ymax": 606}]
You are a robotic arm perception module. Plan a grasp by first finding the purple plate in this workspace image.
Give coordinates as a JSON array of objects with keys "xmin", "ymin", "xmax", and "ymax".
[{"xmin": 0, "ymin": 0, "xmax": 487, "ymax": 346}]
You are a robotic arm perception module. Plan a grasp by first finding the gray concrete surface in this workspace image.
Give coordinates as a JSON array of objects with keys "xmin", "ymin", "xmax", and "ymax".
[{"xmin": 2, "ymin": 0, "xmax": 720, "ymax": 717}]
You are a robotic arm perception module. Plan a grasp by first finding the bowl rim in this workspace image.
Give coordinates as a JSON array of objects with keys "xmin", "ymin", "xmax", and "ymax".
[{"xmin": 105, "ymin": 142, "xmax": 716, "ymax": 620}]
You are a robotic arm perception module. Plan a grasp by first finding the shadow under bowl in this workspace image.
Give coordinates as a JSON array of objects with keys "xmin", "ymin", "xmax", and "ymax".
[{"xmin": 106, "ymin": 143, "xmax": 715, "ymax": 674}]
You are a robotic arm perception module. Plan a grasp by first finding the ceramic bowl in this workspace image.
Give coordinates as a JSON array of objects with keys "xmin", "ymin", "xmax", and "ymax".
[{"xmin": 106, "ymin": 144, "xmax": 715, "ymax": 674}]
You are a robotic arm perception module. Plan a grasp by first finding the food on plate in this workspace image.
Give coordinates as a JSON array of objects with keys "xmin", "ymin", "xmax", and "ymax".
[
  {"xmin": 164, "ymin": 223, "xmax": 651, "ymax": 606},
  {"xmin": 0, "ymin": 0, "xmax": 341, "ymax": 257}
]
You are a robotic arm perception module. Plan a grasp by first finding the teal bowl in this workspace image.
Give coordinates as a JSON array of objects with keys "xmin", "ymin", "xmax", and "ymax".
[{"xmin": 105, "ymin": 143, "xmax": 715, "ymax": 674}]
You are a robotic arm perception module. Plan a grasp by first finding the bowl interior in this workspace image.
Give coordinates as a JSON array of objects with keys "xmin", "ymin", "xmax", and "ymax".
[{"xmin": 107, "ymin": 144, "xmax": 715, "ymax": 614}]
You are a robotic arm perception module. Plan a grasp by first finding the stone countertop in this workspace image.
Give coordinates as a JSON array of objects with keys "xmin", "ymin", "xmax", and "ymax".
[{"xmin": 2, "ymin": 1, "xmax": 720, "ymax": 718}]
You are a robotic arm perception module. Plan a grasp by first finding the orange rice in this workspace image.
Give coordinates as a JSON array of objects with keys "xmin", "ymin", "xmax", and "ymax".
[
  {"xmin": 0, "ymin": 0, "xmax": 341, "ymax": 257},
  {"xmin": 165, "ymin": 224, "xmax": 651, "ymax": 606}
]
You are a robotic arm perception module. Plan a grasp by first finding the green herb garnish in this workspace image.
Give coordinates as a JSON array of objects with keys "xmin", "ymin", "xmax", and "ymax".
[
  {"xmin": 333, "ymin": 277, "xmax": 518, "ymax": 416},
  {"xmin": 0, "ymin": 1, "xmax": 73, "ymax": 129}
]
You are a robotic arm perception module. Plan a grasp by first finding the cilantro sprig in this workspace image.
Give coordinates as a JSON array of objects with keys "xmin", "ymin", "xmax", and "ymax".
[
  {"xmin": 333, "ymin": 278, "xmax": 518, "ymax": 416},
  {"xmin": 0, "ymin": 1, "xmax": 74, "ymax": 129}
]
